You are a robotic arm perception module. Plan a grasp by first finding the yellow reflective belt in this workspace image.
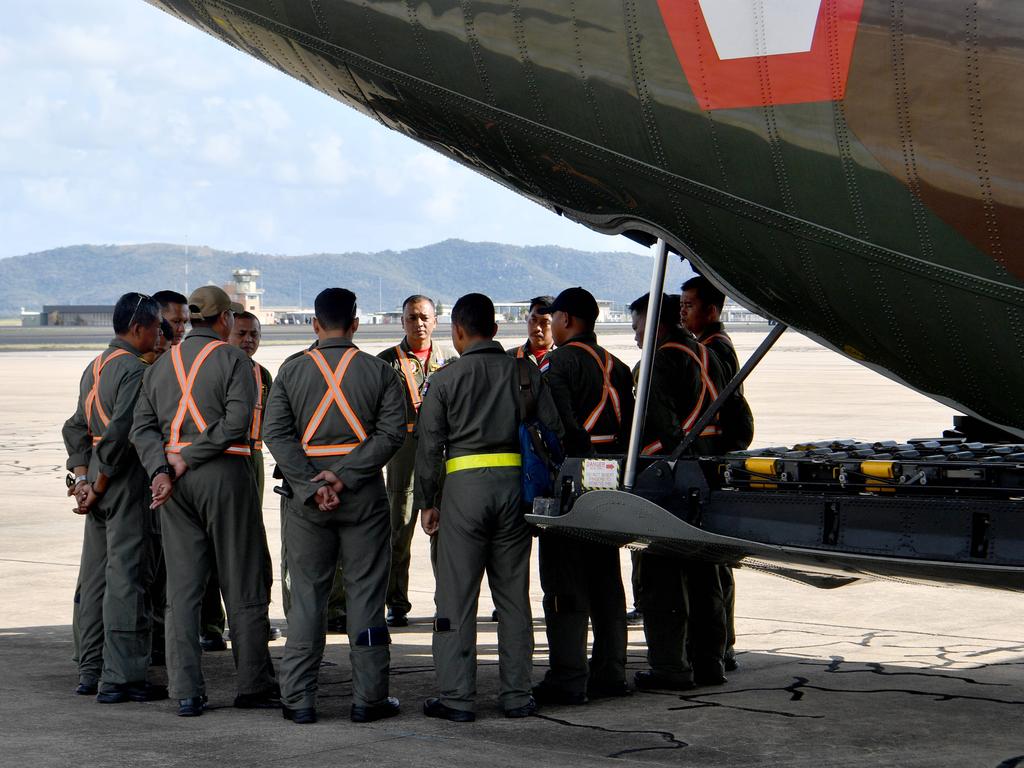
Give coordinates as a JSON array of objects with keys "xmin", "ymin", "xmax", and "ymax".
[{"xmin": 445, "ymin": 452, "xmax": 522, "ymax": 474}]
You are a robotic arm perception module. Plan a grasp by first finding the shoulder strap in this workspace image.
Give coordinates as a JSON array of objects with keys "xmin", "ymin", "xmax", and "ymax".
[
  {"xmin": 566, "ymin": 341, "xmax": 622, "ymax": 429},
  {"xmin": 702, "ymin": 332, "xmax": 734, "ymax": 350},
  {"xmin": 516, "ymin": 357, "xmax": 537, "ymax": 423},
  {"xmin": 301, "ymin": 347, "xmax": 367, "ymax": 456},
  {"xmin": 394, "ymin": 344, "xmax": 424, "ymax": 412},
  {"xmin": 84, "ymin": 348, "xmax": 132, "ymax": 436},
  {"xmin": 659, "ymin": 341, "xmax": 720, "ymax": 432},
  {"xmin": 168, "ymin": 340, "xmax": 225, "ymax": 447}
]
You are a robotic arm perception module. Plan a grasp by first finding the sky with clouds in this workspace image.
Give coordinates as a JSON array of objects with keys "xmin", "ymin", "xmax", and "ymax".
[{"xmin": 0, "ymin": 0, "xmax": 651, "ymax": 259}]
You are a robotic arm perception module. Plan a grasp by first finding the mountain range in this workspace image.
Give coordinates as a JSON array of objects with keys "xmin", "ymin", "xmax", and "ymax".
[{"xmin": 0, "ymin": 240, "xmax": 695, "ymax": 314}]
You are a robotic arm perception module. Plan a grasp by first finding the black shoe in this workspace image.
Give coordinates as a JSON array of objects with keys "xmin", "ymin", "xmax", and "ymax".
[
  {"xmin": 625, "ymin": 608, "xmax": 643, "ymax": 625},
  {"xmin": 96, "ymin": 682, "xmax": 169, "ymax": 704},
  {"xmin": 490, "ymin": 609, "xmax": 499, "ymax": 622},
  {"xmin": 504, "ymin": 696, "xmax": 538, "ymax": 718},
  {"xmin": 326, "ymin": 617, "xmax": 347, "ymax": 634},
  {"xmin": 200, "ymin": 633, "xmax": 228, "ymax": 652},
  {"xmin": 75, "ymin": 682, "xmax": 97, "ymax": 696},
  {"xmin": 693, "ymin": 671, "xmax": 728, "ymax": 687},
  {"xmin": 724, "ymin": 651, "xmax": 738, "ymax": 672},
  {"xmin": 351, "ymin": 696, "xmax": 400, "ymax": 723},
  {"xmin": 234, "ymin": 688, "xmax": 282, "ymax": 709},
  {"xmin": 178, "ymin": 696, "xmax": 207, "ymax": 717},
  {"xmin": 532, "ymin": 682, "xmax": 587, "ymax": 706},
  {"xmin": 587, "ymin": 679, "xmax": 631, "ymax": 700},
  {"xmin": 385, "ymin": 610, "xmax": 408, "ymax": 628},
  {"xmin": 269, "ymin": 626, "xmax": 282, "ymax": 641},
  {"xmin": 423, "ymin": 697, "xmax": 475, "ymax": 722},
  {"xmin": 282, "ymin": 706, "xmax": 317, "ymax": 724},
  {"xmin": 633, "ymin": 671, "xmax": 696, "ymax": 691}
]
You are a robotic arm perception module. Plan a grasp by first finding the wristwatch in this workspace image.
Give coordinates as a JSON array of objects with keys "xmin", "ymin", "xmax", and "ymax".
[{"xmin": 151, "ymin": 465, "xmax": 175, "ymax": 482}]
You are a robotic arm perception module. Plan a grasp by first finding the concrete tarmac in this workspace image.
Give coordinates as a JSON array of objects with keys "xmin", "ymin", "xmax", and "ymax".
[{"xmin": 2, "ymin": 332, "xmax": 1022, "ymax": 767}]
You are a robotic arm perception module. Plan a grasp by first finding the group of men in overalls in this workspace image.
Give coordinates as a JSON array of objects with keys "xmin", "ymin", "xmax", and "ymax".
[{"xmin": 62, "ymin": 276, "xmax": 747, "ymax": 722}]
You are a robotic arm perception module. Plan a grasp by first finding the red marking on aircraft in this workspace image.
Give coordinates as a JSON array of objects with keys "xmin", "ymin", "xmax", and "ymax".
[{"xmin": 657, "ymin": 0, "xmax": 866, "ymax": 111}]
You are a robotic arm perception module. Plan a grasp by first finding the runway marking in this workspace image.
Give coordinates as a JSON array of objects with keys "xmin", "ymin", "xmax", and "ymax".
[{"xmin": 0, "ymin": 558, "xmax": 78, "ymax": 568}]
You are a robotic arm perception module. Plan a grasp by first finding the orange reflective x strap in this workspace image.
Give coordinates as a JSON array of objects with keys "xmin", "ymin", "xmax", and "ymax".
[
  {"xmin": 394, "ymin": 345, "xmax": 424, "ymax": 414},
  {"xmin": 250, "ymin": 362, "xmax": 264, "ymax": 451},
  {"xmin": 639, "ymin": 343, "xmax": 721, "ymax": 456},
  {"xmin": 166, "ymin": 341, "xmax": 251, "ymax": 457},
  {"xmin": 567, "ymin": 342, "xmax": 622, "ymax": 442},
  {"xmin": 659, "ymin": 341, "xmax": 720, "ymax": 434},
  {"xmin": 701, "ymin": 332, "xmax": 734, "ymax": 350},
  {"xmin": 84, "ymin": 348, "xmax": 132, "ymax": 443},
  {"xmin": 301, "ymin": 348, "xmax": 367, "ymax": 457}
]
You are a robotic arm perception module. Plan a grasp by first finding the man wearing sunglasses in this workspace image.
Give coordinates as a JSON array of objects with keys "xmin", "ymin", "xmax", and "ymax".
[{"xmin": 62, "ymin": 292, "xmax": 165, "ymax": 703}]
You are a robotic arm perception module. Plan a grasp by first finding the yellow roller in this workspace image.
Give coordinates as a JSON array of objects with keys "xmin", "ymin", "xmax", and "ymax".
[
  {"xmin": 861, "ymin": 460, "xmax": 896, "ymax": 479},
  {"xmin": 745, "ymin": 457, "xmax": 781, "ymax": 476}
]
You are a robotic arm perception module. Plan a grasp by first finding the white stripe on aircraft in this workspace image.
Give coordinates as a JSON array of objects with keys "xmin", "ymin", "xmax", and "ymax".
[{"xmin": 698, "ymin": 0, "xmax": 822, "ymax": 60}]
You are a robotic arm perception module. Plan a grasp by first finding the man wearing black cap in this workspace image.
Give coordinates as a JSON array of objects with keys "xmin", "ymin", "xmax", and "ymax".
[
  {"xmin": 533, "ymin": 287, "xmax": 634, "ymax": 705},
  {"xmin": 131, "ymin": 285, "xmax": 278, "ymax": 717}
]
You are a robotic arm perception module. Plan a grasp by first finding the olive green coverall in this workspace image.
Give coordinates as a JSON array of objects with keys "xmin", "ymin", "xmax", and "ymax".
[
  {"xmin": 377, "ymin": 339, "xmax": 455, "ymax": 617},
  {"xmin": 201, "ymin": 361, "xmax": 273, "ymax": 639},
  {"xmin": 63, "ymin": 339, "xmax": 154, "ymax": 693},
  {"xmin": 415, "ymin": 340, "xmax": 563, "ymax": 714},
  {"xmin": 131, "ymin": 327, "xmax": 277, "ymax": 700},
  {"xmin": 263, "ymin": 337, "xmax": 406, "ymax": 710}
]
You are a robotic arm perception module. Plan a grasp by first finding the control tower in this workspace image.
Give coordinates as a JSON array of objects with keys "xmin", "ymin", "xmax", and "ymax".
[{"xmin": 230, "ymin": 268, "xmax": 264, "ymax": 313}]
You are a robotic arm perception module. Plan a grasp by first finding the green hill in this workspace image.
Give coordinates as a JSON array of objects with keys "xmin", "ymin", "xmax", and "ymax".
[{"xmin": 0, "ymin": 239, "xmax": 693, "ymax": 313}]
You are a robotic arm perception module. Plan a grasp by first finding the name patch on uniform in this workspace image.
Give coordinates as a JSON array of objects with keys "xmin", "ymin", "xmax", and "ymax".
[{"xmin": 581, "ymin": 459, "xmax": 621, "ymax": 490}]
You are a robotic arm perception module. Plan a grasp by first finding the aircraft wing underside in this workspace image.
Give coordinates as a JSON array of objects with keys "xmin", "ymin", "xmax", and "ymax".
[{"xmin": 141, "ymin": 0, "xmax": 1024, "ymax": 435}]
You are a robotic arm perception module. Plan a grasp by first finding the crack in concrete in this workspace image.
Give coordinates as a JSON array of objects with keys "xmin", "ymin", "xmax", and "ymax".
[
  {"xmin": 808, "ymin": 656, "xmax": 1011, "ymax": 686},
  {"xmin": 533, "ymin": 712, "xmax": 688, "ymax": 758},
  {"xmin": 784, "ymin": 675, "xmax": 1024, "ymax": 706}
]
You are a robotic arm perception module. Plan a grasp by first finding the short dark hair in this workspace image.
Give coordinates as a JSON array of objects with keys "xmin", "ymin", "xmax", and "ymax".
[
  {"xmin": 681, "ymin": 276, "xmax": 725, "ymax": 313},
  {"xmin": 152, "ymin": 290, "xmax": 188, "ymax": 309},
  {"xmin": 234, "ymin": 310, "xmax": 260, "ymax": 325},
  {"xmin": 402, "ymin": 295, "xmax": 436, "ymax": 313},
  {"xmin": 528, "ymin": 295, "xmax": 555, "ymax": 314},
  {"xmin": 628, "ymin": 292, "xmax": 677, "ymax": 328},
  {"xmin": 315, "ymin": 288, "xmax": 358, "ymax": 331},
  {"xmin": 113, "ymin": 292, "xmax": 161, "ymax": 335},
  {"xmin": 451, "ymin": 293, "xmax": 496, "ymax": 338}
]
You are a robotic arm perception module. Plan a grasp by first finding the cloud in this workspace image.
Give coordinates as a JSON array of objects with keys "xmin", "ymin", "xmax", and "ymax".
[
  {"xmin": 309, "ymin": 134, "xmax": 352, "ymax": 187},
  {"xmin": 22, "ymin": 177, "xmax": 70, "ymax": 210},
  {"xmin": 406, "ymin": 151, "xmax": 466, "ymax": 221},
  {"xmin": 201, "ymin": 133, "xmax": 244, "ymax": 167}
]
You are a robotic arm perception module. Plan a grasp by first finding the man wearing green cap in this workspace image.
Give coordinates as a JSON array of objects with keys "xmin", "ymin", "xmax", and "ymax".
[{"xmin": 132, "ymin": 285, "xmax": 278, "ymax": 717}]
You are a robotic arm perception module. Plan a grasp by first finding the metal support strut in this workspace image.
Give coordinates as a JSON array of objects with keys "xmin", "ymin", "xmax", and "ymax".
[{"xmin": 623, "ymin": 238, "xmax": 670, "ymax": 490}]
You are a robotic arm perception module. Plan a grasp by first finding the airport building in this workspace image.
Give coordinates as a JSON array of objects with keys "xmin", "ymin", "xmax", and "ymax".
[{"xmin": 21, "ymin": 305, "xmax": 116, "ymax": 327}]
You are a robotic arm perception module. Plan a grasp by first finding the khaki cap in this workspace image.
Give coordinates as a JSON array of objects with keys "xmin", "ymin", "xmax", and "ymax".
[{"xmin": 188, "ymin": 285, "xmax": 244, "ymax": 319}]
